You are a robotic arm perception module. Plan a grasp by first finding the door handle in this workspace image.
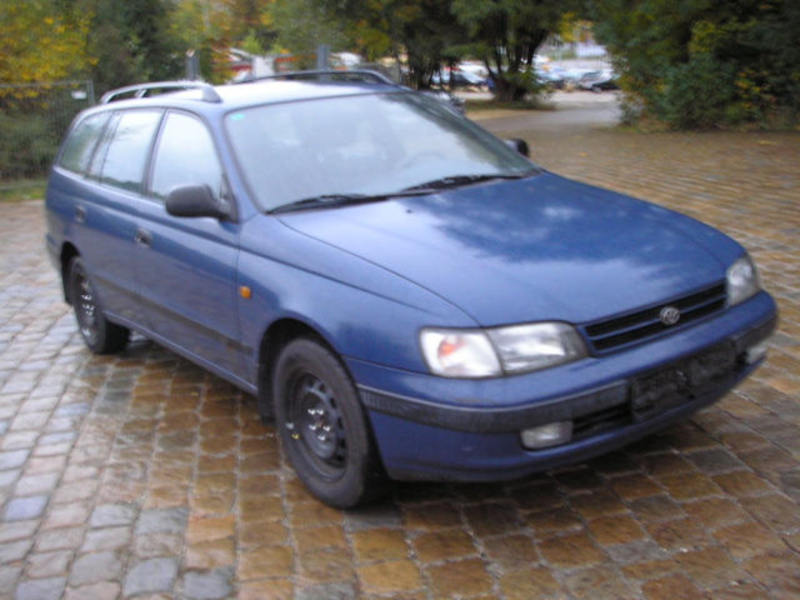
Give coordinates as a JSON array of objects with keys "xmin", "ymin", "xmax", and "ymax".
[
  {"xmin": 75, "ymin": 205, "xmax": 87, "ymax": 223},
  {"xmin": 135, "ymin": 229, "xmax": 152, "ymax": 247}
]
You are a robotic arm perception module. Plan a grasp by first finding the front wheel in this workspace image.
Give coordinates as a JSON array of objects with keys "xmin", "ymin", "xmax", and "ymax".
[
  {"xmin": 273, "ymin": 338, "xmax": 385, "ymax": 508},
  {"xmin": 69, "ymin": 257, "xmax": 130, "ymax": 354}
]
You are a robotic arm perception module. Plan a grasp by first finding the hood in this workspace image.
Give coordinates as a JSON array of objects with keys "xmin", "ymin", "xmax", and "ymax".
[{"xmin": 277, "ymin": 173, "xmax": 740, "ymax": 326}]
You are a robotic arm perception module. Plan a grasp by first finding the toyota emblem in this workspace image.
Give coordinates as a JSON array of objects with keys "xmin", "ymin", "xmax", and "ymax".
[{"xmin": 659, "ymin": 306, "xmax": 681, "ymax": 326}]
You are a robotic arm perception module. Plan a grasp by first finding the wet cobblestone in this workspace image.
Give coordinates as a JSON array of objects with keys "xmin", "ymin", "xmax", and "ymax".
[{"xmin": 0, "ymin": 116, "xmax": 798, "ymax": 598}]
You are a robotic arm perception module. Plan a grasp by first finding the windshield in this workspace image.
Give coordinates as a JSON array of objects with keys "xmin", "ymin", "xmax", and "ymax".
[{"xmin": 225, "ymin": 91, "xmax": 537, "ymax": 211}]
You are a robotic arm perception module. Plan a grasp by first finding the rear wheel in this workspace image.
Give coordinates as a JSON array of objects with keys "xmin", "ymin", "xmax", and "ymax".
[
  {"xmin": 273, "ymin": 338, "xmax": 385, "ymax": 508},
  {"xmin": 69, "ymin": 257, "xmax": 130, "ymax": 354}
]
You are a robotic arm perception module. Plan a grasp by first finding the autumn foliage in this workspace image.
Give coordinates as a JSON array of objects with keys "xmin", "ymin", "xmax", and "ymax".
[
  {"xmin": 592, "ymin": 0, "xmax": 800, "ymax": 128},
  {"xmin": 0, "ymin": 2, "xmax": 91, "ymax": 86}
]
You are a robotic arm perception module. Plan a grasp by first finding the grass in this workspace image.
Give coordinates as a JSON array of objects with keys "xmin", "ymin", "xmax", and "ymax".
[{"xmin": 0, "ymin": 180, "xmax": 46, "ymax": 202}]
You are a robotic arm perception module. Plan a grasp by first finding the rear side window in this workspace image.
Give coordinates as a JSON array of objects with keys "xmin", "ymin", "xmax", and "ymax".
[
  {"xmin": 59, "ymin": 112, "xmax": 110, "ymax": 174},
  {"xmin": 99, "ymin": 110, "xmax": 163, "ymax": 193},
  {"xmin": 150, "ymin": 112, "xmax": 223, "ymax": 202}
]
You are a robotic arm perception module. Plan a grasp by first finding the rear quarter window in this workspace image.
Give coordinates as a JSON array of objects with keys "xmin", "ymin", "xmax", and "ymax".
[{"xmin": 58, "ymin": 112, "xmax": 111, "ymax": 175}]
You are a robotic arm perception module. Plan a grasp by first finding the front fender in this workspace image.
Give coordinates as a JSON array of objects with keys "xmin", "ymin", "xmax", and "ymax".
[{"xmin": 236, "ymin": 215, "xmax": 475, "ymax": 384}]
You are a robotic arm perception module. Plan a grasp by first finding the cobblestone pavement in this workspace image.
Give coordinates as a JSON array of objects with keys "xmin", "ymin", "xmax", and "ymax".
[{"xmin": 0, "ymin": 116, "xmax": 798, "ymax": 600}]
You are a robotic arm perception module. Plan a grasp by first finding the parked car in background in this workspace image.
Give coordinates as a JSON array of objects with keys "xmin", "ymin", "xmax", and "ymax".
[
  {"xmin": 46, "ymin": 72, "xmax": 776, "ymax": 508},
  {"xmin": 576, "ymin": 69, "xmax": 619, "ymax": 92},
  {"xmin": 431, "ymin": 69, "xmax": 487, "ymax": 89},
  {"xmin": 536, "ymin": 67, "xmax": 569, "ymax": 90},
  {"xmin": 590, "ymin": 76, "xmax": 620, "ymax": 92},
  {"xmin": 576, "ymin": 70, "xmax": 604, "ymax": 89}
]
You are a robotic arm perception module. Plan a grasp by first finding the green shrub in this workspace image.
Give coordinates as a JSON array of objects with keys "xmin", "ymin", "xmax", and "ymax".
[
  {"xmin": 592, "ymin": 0, "xmax": 800, "ymax": 129},
  {"xmin": 0, "ymin": 111, "xmax": 59, "ymax": 179},
  {"xmin": 656, "ymin": 54, "xmax": 738, "ymax": 129}
]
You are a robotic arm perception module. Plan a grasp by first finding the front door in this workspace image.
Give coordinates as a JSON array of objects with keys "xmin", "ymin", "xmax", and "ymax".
[{"xmin": 136, "ymin": 110, "xmax": 245, "ymax": 381}]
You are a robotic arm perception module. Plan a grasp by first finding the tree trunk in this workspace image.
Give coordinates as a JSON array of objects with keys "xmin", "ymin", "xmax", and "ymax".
[{"xmin": 493, "ymin": 77, "xmax": 528, "ymax": 102}]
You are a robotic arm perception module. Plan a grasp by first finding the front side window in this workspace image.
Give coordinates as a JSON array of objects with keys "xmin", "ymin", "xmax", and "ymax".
[
  {"xmin": 59, "ymin": 112, "xmax": 110, "ymax": 175},
  {"xmin": 99, "ymin": 110, "xmax": 163, "ymax": 193},
  {"xmin": 150, "ymin": 112, "xmax": 223, "ymax": 202}
]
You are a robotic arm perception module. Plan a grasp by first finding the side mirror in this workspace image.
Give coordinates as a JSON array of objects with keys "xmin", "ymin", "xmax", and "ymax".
[
  {"xmin": 166, "ymin": 184, "xmax": 229, "ymax": 220},
  {"xmin": 505, "ymin": 138, "xmax": 530, "ymax": 158}
]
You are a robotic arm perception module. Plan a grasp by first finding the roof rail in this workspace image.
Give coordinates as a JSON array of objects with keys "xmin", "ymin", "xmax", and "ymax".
[
  {"xmin": 237, "ymin": 69, "xmax": 399, "ymax": 86},
  {"xmin": 99, "ymin": 81, "xmax": 222, "ymax": 104}
]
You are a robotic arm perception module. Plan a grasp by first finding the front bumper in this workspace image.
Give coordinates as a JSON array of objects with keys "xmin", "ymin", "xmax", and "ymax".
[{"xmin": 349, "ymin": 292, "xmax": 777, "ymax": 481}]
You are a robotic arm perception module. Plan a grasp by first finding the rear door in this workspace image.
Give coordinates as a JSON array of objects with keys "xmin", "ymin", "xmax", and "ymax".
[
  {"xmin": 65, "ymin": 109, "xmax": 163, "ymax": 324},
  {"xmin": 136, "ymin": 110, "xmax": 245, "ymax": 380}
]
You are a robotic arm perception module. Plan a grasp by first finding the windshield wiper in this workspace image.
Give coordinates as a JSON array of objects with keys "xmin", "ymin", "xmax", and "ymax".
[
  {"xmin": 269, "ymin": 172, "xmax": 539, "ymax": 213},
  {"xmin": 269, "ymin": 189, "xmax": 432, "ymax": 214},
  {"xmin": 403, "ymin": 171, "xmax": 535, "ymax": 193},
  {"xmin": 270, "ymin": 194, "xmax": 371, "ymax": 214}
]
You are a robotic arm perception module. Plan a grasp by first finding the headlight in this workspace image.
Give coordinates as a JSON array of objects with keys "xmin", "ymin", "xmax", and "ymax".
[
  {"xmin": 420, "ymin": 322, "xmax": 587, "ymax": 378},
  {"xmin": 419, "ymin": 329, "xmax": 501, "ymax": 378},
  {"xmin": 487, "ymin": 322, "xmax": 587, "ymax": 373},
  {"xmin": 727, "ymin": 255, "xmax": 760, "ymax": 306}
]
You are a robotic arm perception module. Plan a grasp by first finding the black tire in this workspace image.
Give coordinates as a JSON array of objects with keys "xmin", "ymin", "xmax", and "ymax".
[
  {"xmin": 68, "ymin": 257, "xmax": 130, "ymax": 354},
  {"xmin": 273, "ymin": 338, "xmax": 385, "ymax": 508},
  {"xmin": 256, "ymin": 384, "xmax": 274, "ymax": 425}
]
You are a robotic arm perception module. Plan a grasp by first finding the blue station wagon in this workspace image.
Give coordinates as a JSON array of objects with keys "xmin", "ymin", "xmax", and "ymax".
[{"xmin": 45, "ymin": 73, "xmax": 777, "ymax": 507}]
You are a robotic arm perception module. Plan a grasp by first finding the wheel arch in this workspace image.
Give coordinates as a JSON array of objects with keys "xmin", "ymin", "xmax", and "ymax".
[{"xmin": 256, "ymin": 317, "xmax": 343, "ymax": 418}]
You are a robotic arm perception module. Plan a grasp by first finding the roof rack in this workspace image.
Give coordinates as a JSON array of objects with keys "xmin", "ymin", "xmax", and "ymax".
[
  {"xmin": 236, "ymin": 69, "xmax": 399, "ymax": 86},
  {"xmin": 100, "ymin": 81, "xmax": 222, "ymax": 104}
]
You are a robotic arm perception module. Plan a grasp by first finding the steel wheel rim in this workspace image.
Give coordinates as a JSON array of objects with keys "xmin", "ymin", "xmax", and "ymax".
[
  {"xmin": 76, "ymin": 272, "xmax": 99, "ymax": 345},
  {"xmin": 288, "ymin": 372, "xmax": 347, "ymax": 477}
]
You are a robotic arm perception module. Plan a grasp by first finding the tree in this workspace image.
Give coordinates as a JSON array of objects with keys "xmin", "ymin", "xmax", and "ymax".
[
  {"xmin": 591, "ymin": 0, "xmax": 800, "ymax": 128},
  {"xmin": 276, "ymin": 0, "xmax": 573, "ymax": 96},
  {"xmin": 395, "ymin": 0, "xmax": 469, "ymax": 89},
  {"xmin": 452, "ymin": 0, "xmax": 578, "ymax": 101},
  {"xmin": 271, "ymin": 0, "xmax": 350, "ymax": 69},
  {"xmin": 318, "ymin": 0, "xmax": 467, "ymax": 88},
  {"xmin": 69, "ymin": 0, "xmax": 185, "ymax": 92},
  {"xmin": 173, "ymin": 0, "xmax": 234, "ymax": 83},
  {"xmin": 0, "ymin": 1, "xmax": 90, "ymax": 84},
  {"xmin": 225, "ymin": 0, "xmax": 278, "ymax": 52},
  {"xmin": 172, "ymin": 0, "xmax": 279, "ymax": 82},
  {"xmin": 0, "ymin": 2, "xmax": 93, "ymax": 180}
]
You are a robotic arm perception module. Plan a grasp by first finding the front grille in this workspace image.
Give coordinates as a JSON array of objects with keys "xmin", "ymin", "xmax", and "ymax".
[{"xmin": 583, "ymin": 283, "xmax": 727, "ymax": 353}]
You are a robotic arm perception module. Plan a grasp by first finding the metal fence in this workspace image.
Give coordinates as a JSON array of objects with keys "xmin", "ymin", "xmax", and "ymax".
[{"xmin": 0, "ymin": 80, "xmax": 95, "ymax": 189}]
